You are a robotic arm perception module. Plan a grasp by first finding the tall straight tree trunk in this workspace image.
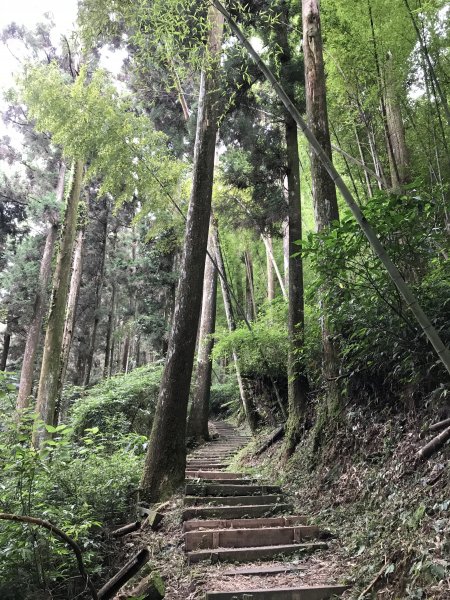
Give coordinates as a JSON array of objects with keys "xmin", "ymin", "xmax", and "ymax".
[
  {"xmin": 213, "ymin": 225, "xmax": 259, "ymax": 433},
  {"xmin": 84, "ymin": 198, "xmax": 108, "ymax": 385},
  {"xmin": 284, "ymin": 115, "xmax": 310, "ymax": 454},
  {"xmin": 354, "ymin": 126, "xmax": 374, "ymax": 197},
  {"xmin": 265, "ymin": 235, "xmax": 275, "ymax": 301},
  {"xmin": 0, "ymin": 329, "xmax": 11, "ymax": 372},
  {"xmin": 187, "ymin": 226, "xmax": 218, "ymax": 441},
  {"xmin": 54, "ymin": 225, "xmax": 85, "ymax": 424},
  {"xmin": 33, "ymin": 160, "xmax": 84, "ymax": 447},
  {"xmin": 16, "ymin": 176, "xmax": 64, "ymax": 408},
  {"xmin": 274, "ymin": 9, "xmax": 310, "ymax": 454},
  {"xmin": 302, "ymin": 0, "xmax": 341, "ymax": 414},
  {"xmin": 141, "ymin": 6, "xmax": 224, "ymax": 503},
  {"xmin": 103, "ymin": 281, "xmax": 116, "ymax": 378},
  {"xmin": 384, "ymin": 54, "xmax": 410, "ymax": 190},
  {"xmin": 243, "ymin": 250, "xmax": 256, "ymax": 321}
]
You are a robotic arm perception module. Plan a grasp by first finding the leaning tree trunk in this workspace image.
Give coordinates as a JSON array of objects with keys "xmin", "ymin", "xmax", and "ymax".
[
  {"xmin": 264, "ymin": 234, "xmax": 275, "ymax": 301},
  {"xmin": 17, "ymin": 166, "xmax": 65, "ymax": 410},
  {"xmin": 140, "ymin": 6, "xmax": 224, "ymax": 503},
  {"xmin": 302, "ymin": 0, "xmax": 341, "ymax": 414},
  {"xmin": 213, "ymin": 225, "xmax": 259, "ymax": 433},
  {"xmin": 33, "ymin": 160, "xmax": 84, "ymax": 447},
  {"xmin": 187, "ymin": 226, "xmax": 218, "ymax": 442},
  {"xmin": 212, "ymin": 0, "xmax": 450, "ymax": 375}
]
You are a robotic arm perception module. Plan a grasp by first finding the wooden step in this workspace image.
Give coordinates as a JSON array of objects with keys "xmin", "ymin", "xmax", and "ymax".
[
  {"xmin": 221, "ymin": 565, "xmax": 306, "ymax": 576},
  {"xmin": 185, "ymin": 471, "xmax": 249, "ymax": 480},
  {"xmin": 185, "ymin": 484, "xmax": 282, "ymax": 497},
  {"xmin": 187, "ymin": 541, "xmax": 328, "ymax": 564},
  {"xmin": 186, "ymin": 463, "xmax": 230, "ymax": 468},
  {"xmin": 183, "ymin": 515, "xmax": 308, "ymax": 533},
  {"xmin": 184, "ymin": 495, "xmax": 283, "ymax": 507},
  {"xmin": 204, "ymin": 586, "xmax": 349, "ymax": 599},
  {"xmin": 185, "ymin": 525, "xmax": 320, "ymax": 551},
  {"xmin": 186, "ymin": 478, "xmax": 255, "ymax": 486},
  {"xmin": 182, "ymin": 504, "xmax": 293, "ymax": 521}
]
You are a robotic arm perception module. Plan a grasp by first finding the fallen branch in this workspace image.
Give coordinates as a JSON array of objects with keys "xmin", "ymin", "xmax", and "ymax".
[
  {"xmin": 254, "ymin": 425, "xmax": 285, "ymax": 456},
  {"xmin": 97, "ymin": 547, "xmax": 150, "ymax": 600},
  {"xmin": 111, "ymin": 521, "xmax": 141, "ymax": 538},
  {"xmin": 417, "ymin": 425, "xmax": 450, "ymax": 460},
  {"xmin": 357, "ymin": 561, "xmax": 388, "ymax": 599},
  {"xmin": 429, "ymin": 417, "xmax": 450, "ymax": 432},
  {"xmin": 0, "ymin": 512, "xmax": 97, "ymax": 600}
]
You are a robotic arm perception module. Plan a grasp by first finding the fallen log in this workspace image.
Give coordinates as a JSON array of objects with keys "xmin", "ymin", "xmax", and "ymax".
[
  {"xmin": 111, "ymin": 521, "xmax": 141, "ymax": 538},
  {"xmin": 254, "ymin": 425, "xmax": 285, "ymax": 456},
  {"xmin": 429, "ymin": 417, "xmax": 450, "ymax": 432},
  {"xmin": 417, "ymin": 425, "xmax": 450, "ymax": 461},
  {"xmin": 126, "ymin": 571, "xmax": 165, "ymax": 600},
  {"xmin": 97, "ymin": 548, "xmax": 150, "ymax": 600}
]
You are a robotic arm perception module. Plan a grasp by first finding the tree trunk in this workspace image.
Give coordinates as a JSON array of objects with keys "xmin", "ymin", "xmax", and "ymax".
[
  {"xmin": 0, "ymin": 330, "xmax": 11, "ymax": 372},
  {"xmin": 103, "ymin": 282, "xmax": 116, "ymax": 378},
  {"xmin": 302, "ymin": 0, "xmax": 341, "ymax": 414},
  {"xmin": 140, "ymin": 6, "xmax": 224, "ymax": 503},
  {"xmin": 384, "ymin": 54, "xmax": 410, "ymax": 190},
  {"xmin": 261, "ymin": 234, "xmax": 287, "ymax": 300},
  {"xmin": 284, "ymin": 115, "xmax": 310, "ymax": 455},
  {"xmin": 213, "ymin": 225, "xmax": 259, "ymax": 433},
  {"xmin": 54, "ymin": 225, "xmax": 85, "ymax": 424},
  {"xmin": 33, "ymin": 160, "xmax": 84, "ymax": 447},
  {"xmin": 243, "ymin": 250, "xmax": 256, "ymax": 322},
  {"xmin": 187, "ymin": 226, "xmax": 218, "ymax": 442},
  {"xmin": 84, "ymin": 198, "xmax": 109, "ymax": 385},
  {"xmin": 265, "ymin": 234, "xmax": 275, "ymax": 301}
]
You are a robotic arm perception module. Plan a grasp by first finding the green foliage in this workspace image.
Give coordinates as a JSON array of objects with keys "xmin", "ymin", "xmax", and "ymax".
[
  {"xmin": 0, "ymin": 408, "xmax": 144, "ymax": 599},
  {"xmin": 20, "ymin": 63, "xmax": 184, "ymax": 209},
  {"xmin": 213, "ymin": 298, "xmax": 288, "ymax": 378},
  {"xmin": 68, "ymin": 363, "xmax": 163, "ymax": 438},
  {"xmin": 209, "ymin": 380, "xmax": 240, "ymax": 416},
  {"xmin": 301, "ymin": 186, "xmax": 450, "ymax": 402}
]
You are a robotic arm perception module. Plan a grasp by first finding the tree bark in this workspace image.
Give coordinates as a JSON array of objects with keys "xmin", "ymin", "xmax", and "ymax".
[
  {"xmin": 243, "ymin": 250, "xmax": 257, "ymax": 322},
  {"xmin": 103, "ymin": 281, "xmax": 116, "ymax": 378},
  {"xmin": 213, "ymin": 225, "xmax": 259, "ymax": 433},
  {"xmin": 264, "ymin": 234, "xmax": 275, "ymax": 301},
  {"xmin": 0, "ymin": 330, "xmax": 11, "ymax": 372},
  {"xmin": 302, "ymin": 0, "xmax": 341, "ymax": 413},
  {"xmin": 17, "ymin": 166, "xmax": 65, "ymax": 410},
  {"xmin": 33, "ymin": 159, "xmax": 84, "ymax": 447},
  {"xmin": 140, "ymin": 6, "xmax": 224, "ymax": 503},
  {"xmin": 284, "ymin": 115, "xmax": 310, "ymax": 455},
  {"xmin": 84, "ymin": 198, "xmax": 108, "ymax": 385},
  {"xmin": 187, "ymin": 226, "xmax": 218, "ymax": 442},
  {"xmin": 54, "ymin": 225, "xmax": 85, "ymax": 424}
]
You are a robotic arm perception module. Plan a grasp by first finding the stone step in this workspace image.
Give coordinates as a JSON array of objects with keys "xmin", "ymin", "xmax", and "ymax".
[
  {"xmin": 187, "ymin": 541, "xmax": 328, "ymax": 564},
  {"xmin": 185, "ymin": 484, "xmax": 282, "ymax": 497},
  {"xmin": 183, "ymin": 515, "xmax": 308, "ymax": 533},
  {"xmin": 184, "ymin": 495, "xmax": 283, "ymax": 507},
  {"xmin": 185, "ymin": 525, "xmax": 320, "ymax": 551},
  {"xmin": 221, "ymin": 565, "xmax": 306, "ymax": 576},
  {"xmin": 204, "ymin": 586, "xmax": 349, "ymax": 599},
  {"xmin": 182, "ymin": 504, "xmax": 293, "ymax": 522}
]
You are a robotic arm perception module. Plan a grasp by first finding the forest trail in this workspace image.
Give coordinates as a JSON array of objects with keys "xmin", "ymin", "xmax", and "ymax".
[{"xmin": 183, "ymin": 421, "xmax": 349, "ymax": 599}]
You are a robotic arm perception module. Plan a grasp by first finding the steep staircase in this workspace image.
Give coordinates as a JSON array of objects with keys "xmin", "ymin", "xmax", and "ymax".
[{"xmin": 183, "ymin": 421, "xmax": 349, "ymax": 599}]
